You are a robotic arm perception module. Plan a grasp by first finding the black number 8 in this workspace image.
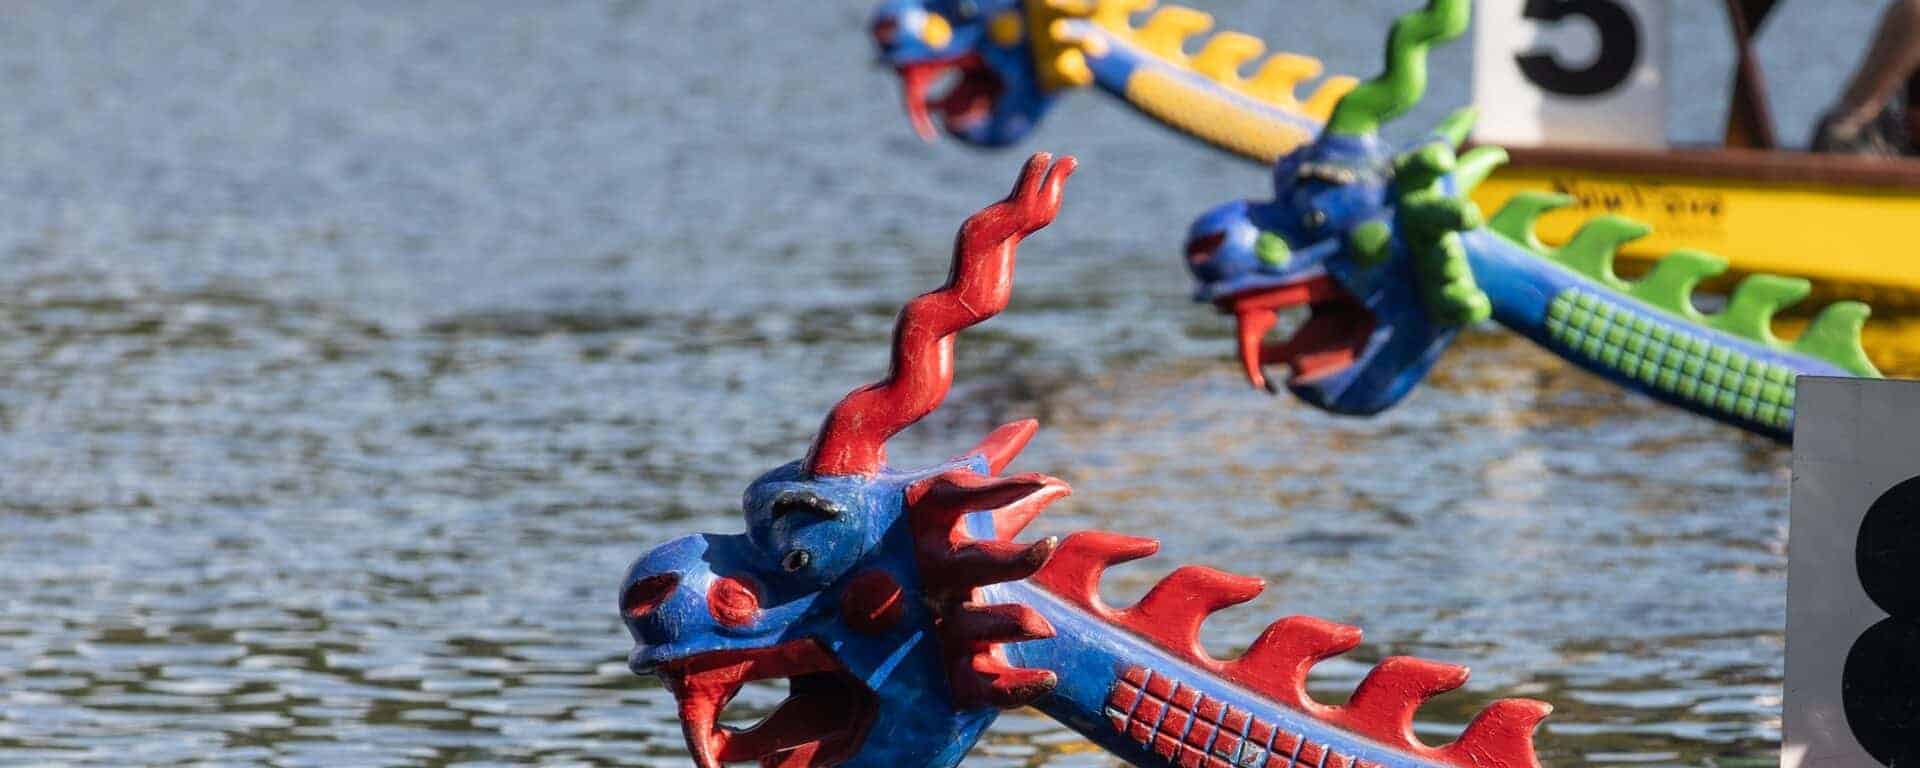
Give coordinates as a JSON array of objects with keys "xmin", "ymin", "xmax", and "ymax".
[
  {"xmin": 1516, "ymin": 0, "xmax": 1641, "ymax": 97},
  {"xmin": 1845, "ymin": 475, "xmax": 1920, "ymax": 766}
]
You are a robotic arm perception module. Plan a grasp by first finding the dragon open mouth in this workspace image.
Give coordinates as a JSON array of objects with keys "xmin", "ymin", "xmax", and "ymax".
[
  {"xmin": 1216, "ymin": 276, "xmax": 1375, "ymax": 393},
  {"xmin": 895, "ymin": 54, "xmax": 1003, "ymax": 141},
  {"xmin": 659, "ymin": 640, "xmax": 877, "ymax": 768}
]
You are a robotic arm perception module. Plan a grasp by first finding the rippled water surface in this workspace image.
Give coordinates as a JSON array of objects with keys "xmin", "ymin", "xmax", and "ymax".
[{"xmin": 0, "ymin": 2, "xmax": 1909, "ymax": 766}]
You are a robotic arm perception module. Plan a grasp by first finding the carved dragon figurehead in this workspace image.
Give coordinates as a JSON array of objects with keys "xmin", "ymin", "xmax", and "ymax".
[
  {"xmin": 1184, "ymin": 0, "xmax": 1491, "ymax": 415},
  {"xmin": 1184, "ymin": 0, "xmax": 1880, "ymax": 441},
  {"xmin": 622, "ymin": 154, "xmax": 1554, "ymax": 767},
  {"xmin": 621, "ymin": 154, "xmax": 1079, "ymax": 767},
  {"xmin": 868, "ymin": 0, "xmax": 1060, "ymax": 145},
  {"xmin": 869, "ymin": 0, "xmax": 1356, "ymax": 157}
]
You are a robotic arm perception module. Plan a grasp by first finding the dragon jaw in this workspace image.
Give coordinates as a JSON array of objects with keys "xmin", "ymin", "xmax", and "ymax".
[
  {"xmin": 657, "ymin": 640, "xmax": 877, "ymax": 768},
  {"xmin": 1184, "ymin": 131, "xmax": 1464, "ymax": 416}
]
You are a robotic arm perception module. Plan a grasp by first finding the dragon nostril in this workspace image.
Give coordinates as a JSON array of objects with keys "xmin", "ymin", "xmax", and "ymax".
[
  {"xmin": 1185, "ymin": 232, "xmax": 1225, "ymax": 265},
  {"xmin": 872, "ymin": 17, "xmax": 899, "ymax": 46},
  {"xmin": 621, "ymin": 574, "xmax": 679, "ymax": 620},
  {"xmin": 708, "ymin": 575, "xmax": 761, "ymax": 628},
  {"xmin": 781, "ymin": 549, "xmax": 812, "ymax": 573}
]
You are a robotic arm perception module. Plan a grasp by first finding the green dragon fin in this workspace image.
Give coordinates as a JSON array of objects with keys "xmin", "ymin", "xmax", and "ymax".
[
  {"xmin": 1435, "ymin": 107, "xmax": 1476, "ymax": 148},
  {"xmin": 1711, "ymin": 274, "xmax": 1810, "ymax": 347},
  {"xmin": 1487, "ymin": 197, "xmax": 1881, "ymax": 376},
  {"xmin": 1451, "ymin": 146, "xmax": 1508, "ymax": 196},
  {"xmin": 1551, "ymin": 216, "xmax": 1649, "ymax": 292},
  {"xmin": 1627, "ymin": 249, "xmax": 1727, "ymax": 324},
  {"xmin": 1794, "ymin": 302, "xmax": 1881, "ymax": 377},
  {"xmin": 1487, "ymin": 192, "xmax": 1573, "ymax": 253}
]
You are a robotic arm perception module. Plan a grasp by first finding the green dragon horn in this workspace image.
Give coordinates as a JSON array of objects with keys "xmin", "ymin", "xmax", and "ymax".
[{"xmin": 1326, "ymin": 0, "xmax": 1471, "ymax": 137}]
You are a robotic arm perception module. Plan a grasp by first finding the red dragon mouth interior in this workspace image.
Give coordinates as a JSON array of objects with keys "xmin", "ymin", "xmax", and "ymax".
[
  {"xmin": 895, "ymin": 54, "xmax": 1003, "ymax": 141},
  {"xmin": 659, "ymin": 640, "xmax": 877, "ymax": 768},
  {"xmin": 1217, "ymin": 276, "xmax": 1375, "ymax": 393}
]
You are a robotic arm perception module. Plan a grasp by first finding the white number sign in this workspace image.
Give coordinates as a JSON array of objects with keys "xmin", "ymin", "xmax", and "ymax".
[
  {"xmin": 1786, "ymin": 377, "xmax": 1920, "ymax": 768},
  {"xmin": 1471, "ymin": 0, "xmax": 1669, "ymax": 148}
]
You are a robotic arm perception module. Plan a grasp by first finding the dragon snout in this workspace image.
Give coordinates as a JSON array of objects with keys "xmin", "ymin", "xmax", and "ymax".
[
  {"xmin": 1185, "ymin": 200, "xmax": 1264, "ymax": 297},
  {"xmin": 620, "ymin": 534, "xmax": 740, "ymax": 673}
]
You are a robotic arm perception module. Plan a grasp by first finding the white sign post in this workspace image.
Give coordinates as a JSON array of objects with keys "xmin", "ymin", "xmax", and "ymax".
[
  {"xmin": 1471, "ymin": 0, "xmax": 1668, "ymax": 148},
  {"xmin": 1787, "ymin": 377, "xmax": 1920, "ymax": 768}
]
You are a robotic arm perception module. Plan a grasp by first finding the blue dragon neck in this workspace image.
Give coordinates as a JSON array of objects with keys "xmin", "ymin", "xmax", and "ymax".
[{"xmin": 1461, "ymin": 228, "xmax": 1867, "ymax": 442}]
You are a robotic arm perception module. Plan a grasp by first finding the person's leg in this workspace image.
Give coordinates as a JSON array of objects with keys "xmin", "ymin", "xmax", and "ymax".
[
  {"xmin": 1826, "ymin": 0, "xmax": 1920, "ymax": 135},
  {"xmin": 1907, "ymin": 72, "xmax": 1920, "ymax": 147}
]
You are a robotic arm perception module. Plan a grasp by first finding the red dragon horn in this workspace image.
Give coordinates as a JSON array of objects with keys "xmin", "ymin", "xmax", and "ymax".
[{"xmin": 804, "ymin": 153, "xmax": 1077, "ymax": 477}]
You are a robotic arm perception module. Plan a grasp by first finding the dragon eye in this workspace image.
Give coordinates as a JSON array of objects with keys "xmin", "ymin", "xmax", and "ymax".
[{"xmin": 782, "ymin": 549, "xmax": 813, "ymax": 573}]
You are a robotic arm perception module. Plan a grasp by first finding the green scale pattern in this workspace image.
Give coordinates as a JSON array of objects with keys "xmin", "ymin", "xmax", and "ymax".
[{"xmin": 1545, "ymin": 289, "xmax": 1796, "ymax": 431}]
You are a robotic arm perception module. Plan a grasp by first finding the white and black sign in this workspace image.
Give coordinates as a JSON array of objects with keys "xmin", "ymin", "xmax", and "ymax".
[
  {"xmin": 1787, "ymin": 377, "xmax": 1920, "ymax": 768},
  {"xmin": 1471, "ymin": 0, "xmax": 1667, "ymax": 148}
]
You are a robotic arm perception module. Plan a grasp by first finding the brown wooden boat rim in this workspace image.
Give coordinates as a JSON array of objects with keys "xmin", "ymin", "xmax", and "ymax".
[{"xmin": 1490, "ymin": 145, "xmax": 1920, "ymax": 191}]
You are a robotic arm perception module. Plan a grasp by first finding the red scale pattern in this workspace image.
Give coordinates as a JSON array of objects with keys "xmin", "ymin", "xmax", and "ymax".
[{"xmin": 1105, "ymin": 666, "xmax": 1400, "ymax": 768}]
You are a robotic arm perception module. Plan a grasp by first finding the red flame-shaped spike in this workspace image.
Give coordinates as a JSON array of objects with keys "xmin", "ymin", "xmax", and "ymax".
[
  {"xmin": 1029, "ymin": 531, "xmax": 1162, "ymax": 611},
  {"xmin": 959, "ymin": 418, "xmax": 1039, "ymax": 477},
  {"xmin": 1441, "ymin": 698, "xmax": 1553, "ymax": 768},
  {"xmin": 1118, "ymin": 566, "xmax": 1266, "ymax": 658},
  {"xmin": 805, "ymin": 155, "xmax": 1076, "ymax": 477},
  {"xmin": 1337, "ymin": 657, "xmax": 1470, "ymax": 747},
  {"xmin": 1029, "ymin": 531, "xmax": 1550, "ymax": 767},
  {"xmin": 1228, "ymin": 615, "xmax": 1364, "ymax": 713},
  {"xmin": 905, "ymin": 436, "xmax": 1071, "ymax": 710}
]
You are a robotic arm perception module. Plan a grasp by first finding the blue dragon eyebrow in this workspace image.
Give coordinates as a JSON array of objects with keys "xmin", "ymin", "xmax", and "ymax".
[{"xmin": 771, "ymin": 490, "xmax": 844, "ymax": 519}]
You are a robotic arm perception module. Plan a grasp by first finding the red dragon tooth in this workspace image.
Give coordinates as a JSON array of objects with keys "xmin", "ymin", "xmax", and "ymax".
[
  {"xmin": 960, "ymin": 419, "xmax": 1040, "ymax": 475},
  {"xmin": 1336, "ymin": 657, "xmax": 1471, "ymax": 750},
  {"xmin": 935, "ymin": 538, "xmax": 1058, "ymax": 590},
  {"xmin": 1030, "ymin": 531, "xmax": 1161, "ymax": 612},
  {"xmin": 1118, "ymin": 566, "xmax": 1266, "ymax": 661},
  {"xmin": 948, "ymin": 602, "xmax": 1057, "ymax": 646},
  {"xmin": 1439, "ymin": 698, "xmax": 1552, "ymax": 768},
  {"xmin": 1224, "ymin": 616, "xmax": 1364, "ymax": 711}
]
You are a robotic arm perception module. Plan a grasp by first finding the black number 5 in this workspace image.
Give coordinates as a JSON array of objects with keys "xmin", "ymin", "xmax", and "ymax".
[
  {"xmin": 1516, "ymin": 0, "xmax": 1641, "ymax": 97},
  {"xmin": 1845, "ymin": 476, "xmax": 1920, "ymax": 766}
]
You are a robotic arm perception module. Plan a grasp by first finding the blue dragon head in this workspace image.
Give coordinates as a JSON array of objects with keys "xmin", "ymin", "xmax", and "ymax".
[
  {"xmin": 1183, "ymin": 0, "xmax": 1505, "ymax": 415},
  {"xmin": 621, "ymin": 155, "xmax": 1076, "ymax": 768},
  {"xmin": 868, "ymin": 0, "xmax": 1059, "ymax": 146}
]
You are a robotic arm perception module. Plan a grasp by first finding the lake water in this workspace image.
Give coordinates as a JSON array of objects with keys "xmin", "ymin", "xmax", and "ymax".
[{"xmin": 0, "ymin": 1, "xmax": 1906, "ymax": 766}]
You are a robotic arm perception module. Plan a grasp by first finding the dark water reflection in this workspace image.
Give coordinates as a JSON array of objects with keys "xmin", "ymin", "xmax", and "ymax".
[{"xmin": 0, "ymin": 1, "xmax": 1901, "ymax": 766}]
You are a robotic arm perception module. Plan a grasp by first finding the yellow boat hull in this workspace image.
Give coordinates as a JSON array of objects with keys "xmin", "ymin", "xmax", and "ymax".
[{"xmin": 1472, "ymin": 147, "xmax": 1920, "ymax": 308}]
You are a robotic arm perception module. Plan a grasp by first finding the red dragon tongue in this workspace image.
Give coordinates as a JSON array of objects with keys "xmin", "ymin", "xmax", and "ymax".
[{"xmin": 898, "ymin": 64, "xmax": 941, "ymax": 141}]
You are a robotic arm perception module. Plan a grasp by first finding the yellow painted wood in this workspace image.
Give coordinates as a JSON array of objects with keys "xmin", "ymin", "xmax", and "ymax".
[{"xmin": 1473, "ymin": 166, "xmax": 1920, "ymax": 307}]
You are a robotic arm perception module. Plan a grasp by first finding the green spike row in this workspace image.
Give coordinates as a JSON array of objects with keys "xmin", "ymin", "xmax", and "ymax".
[{"xmin": 1489, "ymin": 193, "xmax": 1882, "ymax": 378}]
